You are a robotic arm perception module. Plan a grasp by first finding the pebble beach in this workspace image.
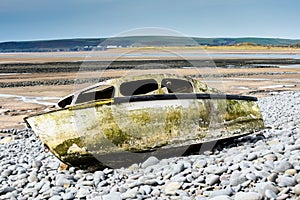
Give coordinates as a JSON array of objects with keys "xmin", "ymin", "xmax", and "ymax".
[{"xmin": 0, "ymin": 91, "xmax": 300, "ymax": 199}]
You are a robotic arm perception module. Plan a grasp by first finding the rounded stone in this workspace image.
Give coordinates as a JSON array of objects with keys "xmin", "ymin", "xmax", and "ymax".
[
  {"xmin": 141, "ymin": 156, "xmax": 159, "ymax": 169},
  {"xmin": 246, "ymin": 173, "xmax": 257, "ymax": 181},
  {"xmin": 194, "ymin": 160, "xmax": 207, "ymax": 168},
  {"xmin": 102, "ymin": 191, "xmax": 122, "ymax": 200},
  {"xmin": 295, "ymin": 173, "xmax": 300, "ymax": 183},
  {"xmin": 234, "ymin": 192, "xmax": 262, "ymax": 200},
  {"xmin": 205, "ymin": 174, "xmax": 220, "ymax": 186},
  {"xmin": 76, "ymin": 188, "xmax": 90, "ymax": 198},
  {"xmin": 209, "ymin": 188, "xmax": 233, "ymax": 198},
  {"xmin": 275, "ymin": 161, "xmax": 293, "ymax": 172},
  {"xmin": 151, "ymin": 187, "xmax": 160, "ymax": 196},
  {"xmin": 32, "ymin": 160, "xmax": 43, "ymax": 169},
  {"xmin": 294, "ymin": 184, "xmax": 300, "ymax": 195},
  {"xmin": 247, "ymin": 153, "xmax": 258, "ymax": 161},
  {"xmin": 277, "ymin": 176, "xmax": 296, "ymax": 187},
  {"xmin": 172, "ymin": 162, "xmax": 185, "ymax": 175},
  {"xmin": 205, "ymin": 165, "xmax": 228, "ymax": 175},
  {"xmin": 165, "ymin": 182, "xmax": 181, "ymax": 195},
  {"xmin": 139, "ymin": 185, "xmax": 152, "ymax": 195},
  {"xmin": 285, "ymin": 169, "xmax": 297, "ymax": 175},
  {"xmin": 62, "ymin": 192, "xmax": 75, "ymax": 200},
  {"xmin": 230, "ymin": 172, "xmax": 247, "ymax": 186},
  {"xmin": 254, "ymin": 182, "xmax": 279, "ymax": 196},
  {"xmin": 265, "ymin": 189, "xmax": 277, "ymax": 199},
  {"xmin": 1, "ymin": 169, "xmax": 12, "ymax": 177},
  {"xmin": 209, "ymin": 195, "xmax": 231, "ymax": 200},
  {"xmin": 276, "ymin": 194, "xmax": 289, "ymax": 200},
  {"xmin": 27, "ymin": 174, "xmax": 38, "ymax": 183},
  {"xmin": 49, "ymin": 195, "xmax": 62, "ymax": 200},
  {"xmin": 120, "ymin": 187, "xmax": 138, "ymax": 199}
]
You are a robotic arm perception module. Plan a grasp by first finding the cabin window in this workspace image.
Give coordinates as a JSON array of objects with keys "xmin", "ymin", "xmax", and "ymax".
[
  {"xmin": 120, "ymin": 79, "xmax": 158, "ymax": 96},
  {"xmin": 161, "ymin": 78, "xmax": 193, "ymax": 93},
  {"xmin": 58, "ymin": 95, "xmax": 73, "ymax": 108},
  {"xmin": 75, "ymin": 85, "xmax": 115, "ymax": 104}
]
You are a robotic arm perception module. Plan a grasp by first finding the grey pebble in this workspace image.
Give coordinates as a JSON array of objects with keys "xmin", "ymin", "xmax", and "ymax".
[
  {"xmin": 205, "ymin": 165, "xmax": 228, "ymax": 175},
  {"xmin": 76, "ymin": 187, "xmax": 90, "ymax": 198},
  {"xmin": 151, "ymin": 187, "xmax": 160, "ymax": 196},
  {"xmin": 27, "ymin": 174, "xmax": 38, "ymax": 183},
  {"xmin": 194, "ymin": 160, "xmax": 207, "ymax": 168},
  {"xmin": 50, "ymin": 187, "xmax": 64, "ymax": 196},
  {"xmin": 275, "ymin": 161, "xmax": 293, "ymax": 172},
  {"xmin": 83, "ymin": 180, "xmax": 94, "ymax": 186},
  {"xmin": 55, "ymin": 175, "xmax": 72, "ymax": 187},
  {"xmin": 0, "ymin": 186, "xmax": 15, "ymax": 195},
  {"xmin": 247, "ymin": 153, "xmax": 257, "ymax": 161},
  {"xmin": 295, "ymin": 173, "xmax": 300, "ymax": 183},
  {"xmin": 39, "ymin": 181, "xmax": 51, "ymax": 194},
  {"xmin": 205, "ymin": 174, "xmax": 220, "ymax": 186},
  {"xmin": 49, "ymin": 195, "xmax": 62, "ymax": 200},
  {"xmin": 276, "ymin": 194, "xmax": 289, "ymax": 200},
  {"xmin": 32, "ymin": 160, "xmax": 42, "ymax": 169},
  {"xmin": 246, "ymin": 173, "xmax": 257, "ymax": 181},
  {"xmin": 265, "ymin": 189, "xmax": 277, "ymax": 199},
  {"xmin": 165, "ymin": 181, "xmax": 181, "ymax": 195},
  {"xmin": 271, "ymin": 143, "xmax": 285, "ymax": 153},
  {"xmin": 93, "ymin": 171, "xmax": 105, "ymax": 185},
  {"xmin": 102, "ymin": 191, "xmax": 121, "ymax": 200},
  {"xmin": 294, "ymin": 184, "xmax": 300, "ymax": 195},
  {"xmin": 172, "ymin": 162, "xmax": 185, "ymax": 175},
  {"xmin": 48, "ymin": 162, "xmax": 60, "ymax": 170},
  {"xmin": 209, "ymin": 187, "xmax": 233, "ymax": 198},
  {"xmin": 1, "ymin": 169, "xmax": 12, "ymax": 177},
  {"xmin": 277, "ymin": 175, "xmax": 296, "ymax": 187},
  {"xmin": 234, "ymin": 192, "xmax": 262, "ymax": 200},
  {"xmin": 254, "ymin": 182, "xmax": 279, "ymax": 196},
  {"xmin": 209, "ymin": 195, "xmax": 232, "ymax": 200},
  {"xmin": 120, "ymin": 187, "xmax": 138, "ymax": 199},
  {"xmin": 139, "ymin": 185, "xmax": 152, "ymax": 195},
  {"xmin": 34, "ymin": 181, "xmax": 45, "ymax": 191},
  {"xmin": 230, "ymin": 172, "xmax": 247, "ymax": 186},
  {"xmin": 255, "ymin": 170, "xmax": 270, "ymax": 179},
  {"xmin": 61, "ymin": 192, "xmax": 75, "ymax": 200},
  {"xmin": 141, "ymin": 156, "xmax": 159, "ymax": 168}
]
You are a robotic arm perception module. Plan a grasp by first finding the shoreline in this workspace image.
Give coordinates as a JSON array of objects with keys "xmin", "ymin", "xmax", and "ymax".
[{"xmin": 0, "ymin": 53, "xmax": 299, "ymax": 129}]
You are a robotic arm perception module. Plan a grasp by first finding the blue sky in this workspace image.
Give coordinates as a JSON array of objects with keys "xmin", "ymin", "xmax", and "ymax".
[{"xmin": 0, "ymin": 0, "xmax": 299, "ymax": 42}]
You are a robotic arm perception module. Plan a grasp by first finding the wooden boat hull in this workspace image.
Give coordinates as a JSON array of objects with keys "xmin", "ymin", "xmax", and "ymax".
[{"xmin": 25, "ymin": 94, "xmax": 264, "ymax": 169}]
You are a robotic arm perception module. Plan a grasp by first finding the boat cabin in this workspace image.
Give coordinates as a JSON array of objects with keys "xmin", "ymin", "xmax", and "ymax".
[{"xmin": 57, "ymin": 74, "xmax": 206, "ymax": 108}]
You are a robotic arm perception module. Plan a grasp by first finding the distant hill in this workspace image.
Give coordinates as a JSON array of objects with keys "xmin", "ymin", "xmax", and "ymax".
[{"xmin": 1, "ymin": 36, "xmax": 300, "ymax": 52}]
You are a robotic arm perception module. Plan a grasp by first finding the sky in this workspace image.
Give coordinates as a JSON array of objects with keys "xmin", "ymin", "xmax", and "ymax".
[{"xmin": 0, "ymin": 0, "xmax": 299, "ymax": 42}]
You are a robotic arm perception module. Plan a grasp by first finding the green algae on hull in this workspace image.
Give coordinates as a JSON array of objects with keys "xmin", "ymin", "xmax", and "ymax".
[{"xmin": 24, "ymin": 74, "xmax": 264, "ymax": 168}]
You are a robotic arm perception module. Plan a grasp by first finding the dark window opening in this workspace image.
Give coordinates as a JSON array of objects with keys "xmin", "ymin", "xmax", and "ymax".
[
  {"xmin": 120, "ymin": 79, "xmax": 158, "ymax": 96},
  {"xmin": 161, "ymin": 79, "xmax": 193, "ymax": 93},
  {"xmin": 58, "ymin": 95, "xmax": 73, "ymax": 108},
  {"xmin": 75, "ymin": 85, "xmax": 115, "ymax": 104}
]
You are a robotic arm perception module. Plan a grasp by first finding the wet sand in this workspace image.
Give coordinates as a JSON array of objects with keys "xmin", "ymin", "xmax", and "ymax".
[{"xmin": 0, "ymin": 50, "xmax": 299, "ymax": 129}]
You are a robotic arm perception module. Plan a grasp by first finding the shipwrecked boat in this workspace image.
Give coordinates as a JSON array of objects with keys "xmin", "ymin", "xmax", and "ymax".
[{"xmin": 25, "ymin": 74, "xmax": 264, "ymax": 169}]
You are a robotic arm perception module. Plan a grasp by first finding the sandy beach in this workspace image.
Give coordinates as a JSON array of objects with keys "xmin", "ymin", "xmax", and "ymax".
[{"xmin": 0, "ymin": 49, "xmax": 299, "ymax": 129}]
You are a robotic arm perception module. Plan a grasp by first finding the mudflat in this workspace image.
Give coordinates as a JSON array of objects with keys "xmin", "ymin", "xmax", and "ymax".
[{"xmin": 0, "ymin": 49, "xmax": 299, "ymax": 129}]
